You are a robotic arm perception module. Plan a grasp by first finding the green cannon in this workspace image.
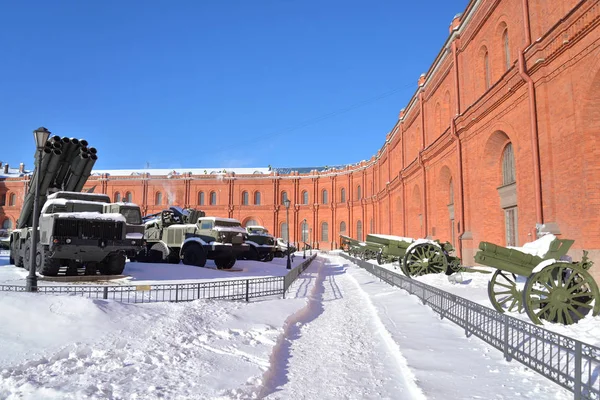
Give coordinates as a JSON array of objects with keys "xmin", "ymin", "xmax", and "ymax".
[
  {"xmin": 474, "ymin": 234, "xmax": 600, "ymax": 325},
  {"xmin": 339, "ymin": 234, "xmax": 382, "ymax": 260}
]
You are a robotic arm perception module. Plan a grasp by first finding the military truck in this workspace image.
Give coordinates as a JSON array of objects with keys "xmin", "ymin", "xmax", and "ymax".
[
  {"xmin": 241, "ymin": 225, "xmax": 276, "ymax": 262},
  {"xmin": 9, "ymin": 131, "xmax": 146, "ymax": 276},
  {"xmin": 274, "ymin": 237, "xmax": 297, "ymax": 258},
  {"xmin": 137, "ymin": 207, "xmax": 249, "ymax": 269}
]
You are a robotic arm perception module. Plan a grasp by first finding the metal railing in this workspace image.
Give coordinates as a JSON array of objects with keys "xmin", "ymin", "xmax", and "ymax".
[
  {"xmin": 340, "ymin": 253, "xmax": 600, "ymax": 400},
  {"xmin": 0, "ymin": 254, "xmax": 317, "ymax": 303}
]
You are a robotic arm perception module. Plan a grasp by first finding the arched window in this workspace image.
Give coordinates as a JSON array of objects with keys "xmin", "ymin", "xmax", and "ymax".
[
  {"xmin": 198, "ymin": 191, "xmax": 205, "ymax": 205},
  {"xmin": 322, "ymin": 190, "xmax": 328, "ymax": 204},
  {"xmin": 503, "ymin": 29, "xmax": 510, "ymax": 70},
  {"xmin": 2, "ymin": 218, "xmax": 12, "ymax": 230},
  {"xmin": 281, "ymin": 191, "xmax": 288, "ymax": 204},
  {"xmin": 254, "ymin": 191, "xmax": 261, "ymax": 205},
  {"xmin": 301, "ymin": 220, "xmax": 309, "ymax": 242},
  {"xmin": 340, "ymin": 188, "xmax": 346, "ymax": 203},
  {"xmin": 321, "ymin": 222, "xmax": 329, "ymax": 242},
  {"xmin": 242, "ymin": 191, "xmax": 249, "ymax": 205},
  {"xmin": 8, "ymin": 193, "xmax": 16, "ymax": 206},
  {"xmin": 340, "ymin": 221, "xmax": 346, "ymax": 233},
  {"xmin": 484, "ymin": 49, "xmax": 491, "ymax": 90},
  {"xmin": 281, "ymin": 222, "xmax": 289, "ymax": 241},
  {"xmin": 357, "ymin": 185, "xmax": 361, "ymax": 200},
  {"xmin": 155, "ymin": 192, "xmax": 162, "ymax": 205},
  {"xmin": 449, "ymin": 178, "xmax": 454, "ymax": 205},
  {"xmin": 502, "ymin": 143, "xmax": 516, "ymax": 185},
  {"xmin": 125, "ymin": 192, "xmax": 132, "ymax": 203},
  {"xmin": 246, "ymin": 219, "xmax": 258, "ymax": 227},
  {"xmin": 357, "ymin": 220, "xmax": 363, "ymax": 241},
  {"xmin": 302, "ymin": 191, "xmax": 308, "ymax": 205},
  {"xmin": 114, "ymin": 192, "xmax": 121, "ymax": 202},
  {"xmin": 210, "ymin": 191, "xmax": 217, "ymax": 205}
]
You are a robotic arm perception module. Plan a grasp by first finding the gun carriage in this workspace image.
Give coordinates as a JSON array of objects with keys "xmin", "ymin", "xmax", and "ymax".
[{"xmin": 474, "ymin": 234, "xmax": 599, "ymax": 325}]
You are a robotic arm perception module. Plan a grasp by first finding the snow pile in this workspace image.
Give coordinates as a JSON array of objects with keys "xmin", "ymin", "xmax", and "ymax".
[
  {"xmin": 367, "ymin": 233, "xmax": 414, "ymax": 243},
  {"xmin": 508, "ymin": 234, "xmax": 557, "ymax": 258}
]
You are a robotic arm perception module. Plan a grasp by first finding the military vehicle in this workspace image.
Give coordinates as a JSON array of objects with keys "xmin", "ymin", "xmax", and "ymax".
[
  {"xmin": 137, "ymin": 207, "xmax": 249, "ymax": 269},
  {"xmin": 9, "ymin": 131, "xmax": 146, "ymax": 276},
  {"xmin": 274, "ymin": 237, "xmax": 296, "ymax": 258},
  {"xmin": 241, "ymin": 225, "xmax": 276, "ymax": 261}
]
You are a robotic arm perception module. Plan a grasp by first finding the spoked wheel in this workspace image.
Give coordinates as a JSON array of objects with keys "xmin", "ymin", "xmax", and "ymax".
[
  {"xmin": 401, "ymin": 243, "xmax": 448, "ymax": 277},
  {"xmin": 523, "ymin": 262, "xmax": 600, "ymax": 325},
  {"xmin": 487, "ymin": 270, "xmax": 523, "ymax": 314}
]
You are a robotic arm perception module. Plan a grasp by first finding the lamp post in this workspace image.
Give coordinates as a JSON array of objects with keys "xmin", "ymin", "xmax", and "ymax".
[
  {"xmin": 310, "ymin": 227, "xmax": 313, "ymax": 255},
  {"xmin": 303, "ymin": 218, "xmax": 307, "ymax": 259},
  {"xmin": 284, "ymin": 199, "xmax": 291, "ymax": 270},
  {"xmin": 26, "ymin": 127, "xmax": 51, "ymax": 292}
]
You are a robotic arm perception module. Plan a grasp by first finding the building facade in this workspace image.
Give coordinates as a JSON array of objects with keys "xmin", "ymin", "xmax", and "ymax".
[{"xmin": 2, "ymin": 0, "xmax": 599, "ymax": 277}]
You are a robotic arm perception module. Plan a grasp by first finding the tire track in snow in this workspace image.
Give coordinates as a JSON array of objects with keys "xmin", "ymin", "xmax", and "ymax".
[{"xmin": 258, "ymin": 256, "xmax": 426, "ymax": 399}]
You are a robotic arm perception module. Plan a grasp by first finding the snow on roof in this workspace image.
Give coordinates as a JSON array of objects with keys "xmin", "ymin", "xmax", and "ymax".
[
  {"xmin": 199, "ymin": 216, "xmax": 242, "ymax": 223},
  {"xmin": 0, "ymin": 166, "xmax": 30, "ymax": 178},
  {"xmin": 246, "ymin": 225, "xmax": 267, "ymax": 230},
  {"xmin": 90, "ymin": 167, "xmax": 272, "ymax": 176},
  {"xmin": 367, "ymin": 233, "xmax": 414, "ymax": 243}
]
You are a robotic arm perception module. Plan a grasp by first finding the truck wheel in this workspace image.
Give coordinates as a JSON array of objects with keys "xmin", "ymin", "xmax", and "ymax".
[
  {"xmin": 36, "ymin": 246, "xmax": 61, "ymax": 276},
  {"xmin": 274, "ymin": 251, "xmax": 283, "ymax": 258},
  {"xmin": 167, "ymin": 249, "xmax": 180, "ymax": 264},
  {"xmin": 265, "ymin": 252, "xmax": 274, "ymax": 262},
  {"xmin": 181, "ymin": 244, "xmax": 207, "ymax": 268},
  {"xmin": 23, "ymin": 240, "xmax": 32, "ymax": 271},
  {"xmin": 247, "ymin": 246, "xmax": 259, "ymax": 261},
  {"xmin": 99, "ymin": 253, "xmax": 126, "ymax": 275},
  {"xmin": 215, "ymin": 254, "xmax": 236, "ymax": 270}
]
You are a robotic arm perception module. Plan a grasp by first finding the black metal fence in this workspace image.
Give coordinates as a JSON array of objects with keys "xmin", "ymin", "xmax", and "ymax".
[
  {"xmin": 340, "ymin": 253, "xmax": 600, "ymax": 400},
  {"xmin": 0, "ymin": 254, "xmax": 317, "ymax": 303}
]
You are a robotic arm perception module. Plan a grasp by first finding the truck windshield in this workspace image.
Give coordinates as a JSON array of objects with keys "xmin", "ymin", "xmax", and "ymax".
[
  {"xmin": 120, "ymin": 207, "xmax": 142, "ymax": 224},
  {"xmin": 214, "ymin": 221, "xmax": 242, "ymax": 228}
]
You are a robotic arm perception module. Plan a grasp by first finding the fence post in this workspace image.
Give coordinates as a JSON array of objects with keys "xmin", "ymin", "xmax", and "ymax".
[
  {"xmin": 175, "ymin": 284, "xmax": 179, "ymax": 302},
  {"xmin": 245, "ymin": 279, "xmax": 250, "ymax": 302},
  {"xmin": 574, "ymin": 341, "xmax": 582, "ymax": 400},
  {"xmin": 103, "ymin": 286, "xmax": 108, "ymax": 300},
  {"xmin": 283, "ymin": 275, "xmax": 286, "ymax": 299},
  {"xmin": 197, "ymin": 283, "xmax": 201, "ymax": 300},
  {"xmin": 464, "ymin": 307, "xmax": 470, "ymax": 336},
  {"xmin": 503, "ymin": 314, "xmax": 511, "ymax": 361}
]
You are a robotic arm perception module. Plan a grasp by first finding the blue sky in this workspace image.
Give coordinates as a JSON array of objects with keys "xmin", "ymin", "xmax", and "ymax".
[{"xmin": 0, "ymin": 0, "xmax": 468, "ymax": 171}]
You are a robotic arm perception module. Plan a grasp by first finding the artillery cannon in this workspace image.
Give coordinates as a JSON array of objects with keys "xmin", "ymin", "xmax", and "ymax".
[
  {"xmin": 365, "ymin": 234, "xmax": 463, "ymax": 277},
  {"xmin": 474, "ymin": 234, "xmax": 600, "ymax": 325},
  {"xmin": 339, "ymin": 234, "xmax": 382, "ymax": 260},
  {"xmin": 10, "ymin": 129, "xmax": 145, "ymax": 276}
]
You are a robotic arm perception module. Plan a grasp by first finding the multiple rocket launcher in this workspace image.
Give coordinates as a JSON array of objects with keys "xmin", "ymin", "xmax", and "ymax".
[{"xmin": 16, "ymin": 136, "xmax": 98, "ymax": 229}]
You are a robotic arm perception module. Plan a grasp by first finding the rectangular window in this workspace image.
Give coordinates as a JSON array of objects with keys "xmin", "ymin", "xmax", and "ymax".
[{"xmin": 505, "ymin": 207, "xmax": 518, "ymax": 246}]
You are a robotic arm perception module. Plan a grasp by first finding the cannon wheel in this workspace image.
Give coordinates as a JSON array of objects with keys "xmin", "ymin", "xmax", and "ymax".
[
  {"xmin": 487, "ymin": 270, "xmax": 523, "ymax": 314},
  {"xmin": 401, "ymin": 243, "xmax": 448, "ymax": 277},
  {"xmin": 523, "ymin": 262, "xmax": 600, "ymax": 325}
]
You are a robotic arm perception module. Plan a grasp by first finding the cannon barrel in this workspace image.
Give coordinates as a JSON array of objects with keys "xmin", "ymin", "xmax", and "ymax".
[
  {"xmin": 73, "ymin": 153, "xmax": 98, "ymax": 192},
  {"xmin": 64, "ymin": 152, "xmax": 90, "ymax": 191}
]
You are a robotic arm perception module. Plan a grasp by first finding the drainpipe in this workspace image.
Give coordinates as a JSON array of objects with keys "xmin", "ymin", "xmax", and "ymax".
[
  {"xmin": 451, "ymin": 39, "xmax": 465, "ymax": 258},
  {"xmin": 418, "ymin": 89, "xmax": 428, "ymax": 237},
  {"xmin": 519, "ymin": 0, "xmax": 544, "ymax": 226}
]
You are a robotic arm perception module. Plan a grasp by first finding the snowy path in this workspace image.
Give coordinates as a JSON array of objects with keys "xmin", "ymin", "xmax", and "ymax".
[{"xmin": 259, "ymin": 256, "xmax": 426, "ymax": 399}]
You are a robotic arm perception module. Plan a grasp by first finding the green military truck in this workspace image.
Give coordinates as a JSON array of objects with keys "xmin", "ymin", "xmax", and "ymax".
[
  {"xmin": 10, "ymin": 132, "xmax": 145, "ymax": 276},
  {"xmin": 138, "ymin": 207, "xmax": 249, "ymax": 269},
  {"xmin": 241, "ymin": 225, "xmax": 276, "ymax": 262}
]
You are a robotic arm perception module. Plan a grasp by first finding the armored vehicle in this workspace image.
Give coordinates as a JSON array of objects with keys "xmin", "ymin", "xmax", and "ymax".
[
  {"xmin": 139, "ymin": 207, "xmax": 249, "ymax": 269},
  {"xmin": 274, "ymin": 237, "xmax": 296, "ymax": 258},
  {"xmin": 9, "ymin": 131, "xmax": 145, "ymax": 276}
]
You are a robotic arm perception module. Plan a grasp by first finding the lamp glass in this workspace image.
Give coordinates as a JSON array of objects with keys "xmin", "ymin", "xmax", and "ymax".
[
  {"xmin": 284, "ymin": 199, "xmax": 290, "ymax": 209},
  {"xmin": 34, "ymin": 128, "xmax": 50, "ymax": 148}
]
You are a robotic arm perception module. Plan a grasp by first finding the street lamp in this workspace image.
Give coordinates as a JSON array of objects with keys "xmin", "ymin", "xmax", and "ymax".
[
  {"xmin": 309, "ymin": 227, "xmax": 313, "ymax": 255},
  {"xmin": 303, "ymin": 218, "xmax": 307, "ymax": 259},
  {"xmin": 284, "ymin": 199, "xmax": 291, "ymax": 270},
  {"xmin": 26, "ymin": 127, "xmax": 51, "ymax": 292}
]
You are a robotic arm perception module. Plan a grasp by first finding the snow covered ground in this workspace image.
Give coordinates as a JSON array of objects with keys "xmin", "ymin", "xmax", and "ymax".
[{"xmin": 0, "ymin": 253, "xmax": 587, "ymax": 399}]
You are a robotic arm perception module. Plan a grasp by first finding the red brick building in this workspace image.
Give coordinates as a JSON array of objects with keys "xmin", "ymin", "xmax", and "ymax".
[{"xmin": 2, "ymin": 0, "xmax": 599, "ymax": 275}]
